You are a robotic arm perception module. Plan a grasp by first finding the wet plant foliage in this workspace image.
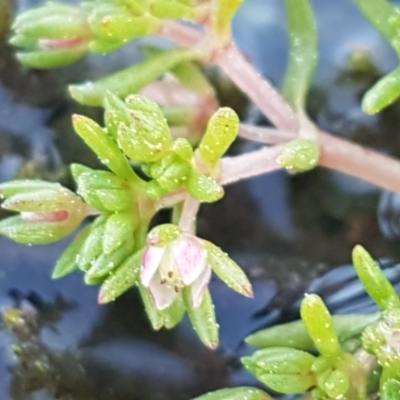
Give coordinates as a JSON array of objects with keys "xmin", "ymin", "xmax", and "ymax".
[{"xmin": 3, "ymin": 0, "xmax": 400, "ymax": 398}]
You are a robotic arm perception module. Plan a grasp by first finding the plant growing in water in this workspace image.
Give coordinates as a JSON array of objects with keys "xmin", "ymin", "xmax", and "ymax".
[{"xmin": 3, "ymin": 0, "xmax": 400, "ymax": 398}]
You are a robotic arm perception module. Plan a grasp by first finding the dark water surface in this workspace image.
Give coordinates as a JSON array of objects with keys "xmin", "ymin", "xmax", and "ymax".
[{"xmin": 1, "ymin": 0, "xmax": 400, "ymax": 398}]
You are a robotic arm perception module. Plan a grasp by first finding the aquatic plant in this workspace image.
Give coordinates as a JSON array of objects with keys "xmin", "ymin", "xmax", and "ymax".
[{"xmin": 4, "ymin": 0, "xmax": 400, "ymax": 398}]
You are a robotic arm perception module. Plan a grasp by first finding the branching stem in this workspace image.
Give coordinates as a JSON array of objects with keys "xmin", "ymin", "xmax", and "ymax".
[{"xmin": 159, "ymin": 20, "xmax": 400, "ymax": 194}]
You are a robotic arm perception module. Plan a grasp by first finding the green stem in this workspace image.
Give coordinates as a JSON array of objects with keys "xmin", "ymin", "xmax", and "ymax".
[
  {"xmin": 354, "ymin": 0, "xmax": 399, "ymax": 51},
  {"xmin": 172, "ymin": 202, "xmax": 184, "ymax": 225},
  {"xmin": 134, "ymin": 221, "xmax": 149, "ymax": 250},
  {"xmin": 283, "ymin": 0, "xmax": 317, "ymax": 110}
]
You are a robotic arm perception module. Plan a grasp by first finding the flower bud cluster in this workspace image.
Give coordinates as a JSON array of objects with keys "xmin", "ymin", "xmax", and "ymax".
[
  {"xmin": 243, "ymin": 293, "xmax": 368, "ymax": 399},
  {"xmin": 104, "ymin": 93, "xmax": 238, "ymax": 203},
  {"xmin": 10, "ymin": 3, "xmax": 90, "ymax": 69},
  {"xmin": 63, "ymin": 213, "xmax": 136, "ymax": 285},
  {"xmin": 10, "ymin": 0, "xmax": 206, "ymax": 68},
  {"xmin": 51, "ymin": 164, "xmax": 138, "ymax": 284},
  {"xmin": 0, "ymin": 180, "xmax": 89, "ymax": 244},
  {"xmin": 362, "ymin": 309, "xmax": 400, "ymax": 387}
]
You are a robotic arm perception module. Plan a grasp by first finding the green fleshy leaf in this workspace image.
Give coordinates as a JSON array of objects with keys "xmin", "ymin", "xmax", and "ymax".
[
  {"xmin": 245, "ymin": 314, "xmax": 379, "ymax": 350},
  {"xmin": 14, "ymin": 12, "xmax": 87, "ymax": 40},
  {"xmin": 259, "ymin": 372, "xmax": 315, "ymax": 394},
  {"xmin": 145, "ymin": 180, "xmax": 168, "ymax": 199},
  {"xmin": 171, "ymin": 138, "xmax": 193, "ymax": 161},
  {"xmin": 89, "ymin": 5, "xmax": 156, "ymax": 42},
  {"xmin": 138, "ymin": 282, "xmax": 165, "ymax": 330},
  {"xmin": 12, "ymin": 3, "xmax": 82, "ymax": 29},
  {"xmin": 193, "ymin": 387, "xmax": 272, "ymax": 400},
  {"xmin": 242, "ymin": 347, "xmax": 316, "ymax": 377},
  {"xmin": 0, "ymin": 180, "xmax": 60, "ymax": 198},
  {"xmin": 183, "ymin": 288, "xmax": 218, "ymax": 349},
  {"xmin": 72, "ymin": 114, "xmax": 136, "ymax": 180},
  {"xmin": 69, "ymin": 48, "xmax": 197, "ymax": 106},
  {"xmin": 147, "ymin": 224, "xmax": 181, "ymax": 246},
  {"xmin": 114, "ymin": 0, "xmax": 148, "ymax": 15},
  {"xmin": 278, "ymin": 138, "xmax": 319, "ymax": 173},
  {"xmin": 9, "ymin": 34, "xmax": 38, "ymax": 48},
  {"xmin": 186, "ymin": 171, "xmax": 224, "ymax": 203},
  {"xmin": 103, "ymin": 212, "xmax": 135, "ymax": 254},
  {"xmin": 282, "ymin": 0, "xmax": 317, "ymax": 109},
  {"xmin": 85, "ymin": 234, "xmax": 134, "ymax": 279},
  {"xmin": 381, "ymin": 377, "xmax": 400, "ymax": 400},
  {"xmin": 205, "ymin": 241, "xmax": 252, "ymax": 297},
  {"xmin": 318, "ymin": 369, "xmax": 349, "ymax": 399},
  {"xmin": 138, "ymin": 282, "xmax": 186, "ymax": 330},
  {"xmin": 161, "ymin": 294, "xmax": 186, "ymax": 329},
  {"xmin": 362, "ymin": 67, "xmax": 400, "ymax": 114},
  {"xmin": 125, "ymin": 93, "xmax": 165, "ymax": 116},
  {"xmin": 142, "ymin": 46, "xmax": 213, "ymax": 94},
  {"xmin": 52, "ymin": 224, "xmax": 92, "ymax": 279},
  {"xmin": 311, "ymin": 357, "xmax": 331, "ymax": 373},
  {"xmin": 197, "ymin": 107, "xmax": 239, "ymax": 166},
  {"xmin": 213, "ymin": 0, "xmax": 243, "ymax": 43},
  {"xmin": 352, "ymin": 245, "xmax": 400, "ymax": 310},
  {"xmin": 17, "ymin": 47, "xmax": 86, "ymax": 69},
  {"xmin": 2, "ymin": 188, "xmax": 76, "ymax": 213},
  {"xmin": 0, "ymin": 215, "xmax": 77, "ymax": 245},
  {"xmin": 150, "ymin": 0, "xmax": 195, "ymax": 20},
  {"xmin": 70, "ymin": 163, "xmax": 94, "ymax": 181},
  {"xmin": 170, "ymin": 61, "xmax": 214, "ymax": 95},
  {"xmin": 76, "ymin": 216, "xmax": 107, "ymax": 271},
  {"xmin": 157, "ymin": 159, "xmax": 191, "ymax": 192},
  {"xmin": 353, "ymin": 0, "xmax": 399, "ymax": 47},
  {"xmin": 301, "ymin": 294, "xmax": 341, "ymax": 359},
  {"xmin": 98, "ymin": 249, "xmax": 144, "ymax": 303},
  {"xmin": 76, "ymin": 171, "xmax": 133, "ymax": 213},
  {"xmin": 103, "ymin": 91, "xmax": 131, "ymax": 139},
  {"xmin": 88, "ymin": 38, "xmax": 123, "ymax": 54},
  {"xmin": 116, "ymin": 112, "xmax": 172, "ymax": 163}
]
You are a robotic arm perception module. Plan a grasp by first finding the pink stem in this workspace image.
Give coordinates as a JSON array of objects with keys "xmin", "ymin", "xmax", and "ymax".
[
  {"xmin": 179, "ymin": 195, "xmax": 200, "ymax": 233},
  {"xmin": 319, "ymin": 132, "xmax": 400, "ymax": 193},
  {"xmin": 155, "ymin": 190, "xmax": 186, "ymax": 211},
  {"xmin": 236, "ymin": 125, "xmax": 400, "ymax": 192},
  {"xmin": 220, "ymin": 145, "xmax": 284, "ymax": 185},
  {"xmin": 240, "ymin": 124, "xmax": 296, "ymax": 144},
  {"xmin": 158, "ymin": 21, "xmax": 203, "ymax": 47},
  {"xmin": 213, "ymin": 43, "xmax": 298, "ymax": 132},
  {"xmin": 159, "ymin": 22, "xmax": 298, "ymax": 132}
]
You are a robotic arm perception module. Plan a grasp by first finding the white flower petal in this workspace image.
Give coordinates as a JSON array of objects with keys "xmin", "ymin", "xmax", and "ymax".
[
  {"xmin": 149, "ymin": 275, "xmax": 180, "ymax": 310},
  {"xmin": 190, "ymin": 265, "xmax": 212, "ymax": 308},
  {"xmin": 141, "ymin": 246, "xmax": 165, "ymax": 287},
  {"xmin": 173, "ymin": 235, "xmax": 207, "ymax": 285}
]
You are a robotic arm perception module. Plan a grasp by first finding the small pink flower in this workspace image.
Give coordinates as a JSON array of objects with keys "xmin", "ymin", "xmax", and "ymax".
[{"xmin": 141, "ymin": 232, "xmax": 211, "ymax": 310}]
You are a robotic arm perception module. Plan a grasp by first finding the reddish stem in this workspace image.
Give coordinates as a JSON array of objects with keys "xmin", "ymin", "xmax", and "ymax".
[
  {"xmin": 220, "ymin": 145, "xmax": 284, "ymax": 185},
  {"xmin": 213, "ymin": 43, "xmax": 298, "ymax": 132},
  {"xmin": 159, "ymin": 21, "xmax": 400, "ymax": 194},
  {"xmin": 319, "ymin": 132, "xmax": 400, "ymax": 192}
]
